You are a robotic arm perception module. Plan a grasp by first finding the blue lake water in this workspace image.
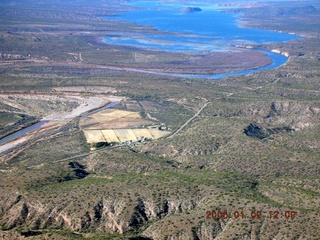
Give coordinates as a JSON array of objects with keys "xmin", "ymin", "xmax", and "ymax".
[
  {"xmin": 104, "ymin": 1, "xmax": 298, "ymax": 52},
  {"xmin": 103, "ymin": 1, "xmax": 300, "ymax": 78}
]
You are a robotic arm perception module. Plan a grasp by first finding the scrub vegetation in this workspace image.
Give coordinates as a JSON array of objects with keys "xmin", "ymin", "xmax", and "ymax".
[{"xmin": 0, "ymin": 0, "xmax": 319, "ymax": 239}]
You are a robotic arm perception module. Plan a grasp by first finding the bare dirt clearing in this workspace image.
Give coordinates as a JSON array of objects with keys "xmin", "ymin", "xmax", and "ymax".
[
  {"xmin": 84, "ymin": 128, "xmax": 170, "ymax": 144},
  {"xmin": 80, "ymin": 109, "xmax": 170, "ymax": 145},
  {"xmin": 79, "ymin": 109, "xmax": 153, "ymax": 129}
]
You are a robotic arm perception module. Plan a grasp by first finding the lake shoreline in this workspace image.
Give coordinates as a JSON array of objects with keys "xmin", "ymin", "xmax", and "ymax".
[
  {"xmin": 99, "ymin": 1, "xmax": 299, "ymax": 79},
  {"xmin": 94, "ymin": 37, "xmax": 288, "ymax": 79},
  {"xmin": 97, "ymin": 36, "xmax": 276, "ymax": 76}
]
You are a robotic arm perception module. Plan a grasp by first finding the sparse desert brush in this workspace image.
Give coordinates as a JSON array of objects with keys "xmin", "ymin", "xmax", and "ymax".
[{"xmin": 0, "ymin": 0, "xmax": 319, "ymax": 238}]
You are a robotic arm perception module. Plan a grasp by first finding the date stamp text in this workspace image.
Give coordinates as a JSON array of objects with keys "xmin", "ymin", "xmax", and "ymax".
[{"xmin": 205, "ymin": 210, "xmax": 297, "ymax": 220}]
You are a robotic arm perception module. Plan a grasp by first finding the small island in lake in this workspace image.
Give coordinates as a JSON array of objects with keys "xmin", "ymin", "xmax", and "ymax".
[{"xmin": 182, "ymin": 7, "xmax": 202, "ymax": 13}]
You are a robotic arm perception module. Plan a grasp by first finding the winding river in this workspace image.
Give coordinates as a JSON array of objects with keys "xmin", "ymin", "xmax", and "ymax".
[
  {"xmin": 100, "ymin": 49, "xmax": 288, "ymax": 79},
  {"xmin": 103, "ymin": 0, "xmax": 300, "ymax": 79},
  {"xmin": 0, "ymin": 1, "xmax": 301, "ymax": 147}
]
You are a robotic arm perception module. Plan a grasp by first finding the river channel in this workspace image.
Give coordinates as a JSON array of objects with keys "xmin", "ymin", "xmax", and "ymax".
[
  {"xmin": 0, "ymin": 102, "xmax": 118, "ymax": 147},
  {"xmin": 0, "ymin": 2, "xmax": 301, "ymax": 147}
]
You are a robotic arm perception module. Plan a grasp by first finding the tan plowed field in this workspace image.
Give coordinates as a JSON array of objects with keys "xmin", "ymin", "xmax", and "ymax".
[
  {"xmin": 81, "ymin": 109, "xmax": 170, "ymax": 144},
  {"xmin": 84, "ymin": 130, "xmax": 106, "ymax": 143},
  {"xmin": 79, "ymin": 109, "xmax": 153, "ymax": 129},
  {"xmin": 84, "ymin": 128, "xmax": 170, "ymax": 144},
  {"xmin": 100, "ymin": 130, "xmax": 119, "ymax": 143}
]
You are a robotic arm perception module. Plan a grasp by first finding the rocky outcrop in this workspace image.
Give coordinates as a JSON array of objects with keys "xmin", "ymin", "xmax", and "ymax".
[
  {"xmin": 129, "ymin": 198, "xmax": 149, "ymax": 228},
  {"xmin": 0, "ymin": 194, "xmax": 47, "ymax": 230},
  {"xmin": 143, "ymin": 219, "xmax": 225, "ymax": 240},
  {"xmin": 264, "ymin": 101, "xmax": 320, "ymax": 130},
  {"xmin": 271, "ymin": 49, "xmax": 289, "ymax": 57},
  {"xmin": 64, "ymin": 161, "xmax": 89, "ymax": 181},
  {"xmin": 191, "ymin": 221, "xmax": 223, "ymax": 240},
  {"xmin": 0, "ymin": 194, "xmax": 200, "ymax": 237},
  {"xmin": 1, "ymin": 185, "xmax": 318, "ymax": 239},
  {"xmin": 232, "ymin": 100, "xmax": 320, "ymax": 131},
  {"xmin": 244, "ymin": 124, "xmax": 269, "ymax": 139},
  {"xmin": 91, "ymin": 197, "xmax": 129, "ymax": 233},
  {"xmin": 244, "ymin": 123, "xmax": 294, "ymax": 139}
]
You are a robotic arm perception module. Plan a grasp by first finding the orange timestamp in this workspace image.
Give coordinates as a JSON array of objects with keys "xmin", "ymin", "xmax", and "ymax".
[{"xmin": 205, "ymin": 210, "xmax": 297, "ymax": 220}]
